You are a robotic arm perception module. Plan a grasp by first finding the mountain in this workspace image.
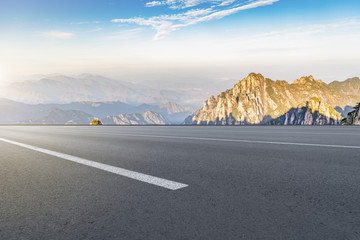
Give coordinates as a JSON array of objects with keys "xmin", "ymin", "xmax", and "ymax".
[
  {"xmin": 185, "ymin": 73, "xmax": 360, "ymax": 125},
  {"xmin": 0, "ymin": 98, "xmax": 192, "ymax": 124},
  {"xmin": 102, "ymin": 111, "xmax": 170, "ymax": 125},
  {"xmin": 0, "ymin": 98, "xmax": 133, "ymax": 124},
  {"xmin": 0, "ymin": 98, "xmax": 50, "ymax": 124},
  {"xmin": 46, "ymin": 101, "xmax": 133, "ymax": 118},
  {"xmin": 270, "ymin": 98, "xmax": 342, "ymax": 125},
  {"xmin": 0, "ymin": 74, "xmax": 142, "ymax": 104},
  {"xmin": 0, "ymin": 74, "xmax": 204, "ymax": 106},
  {"xmin": 20, "ymin": 109, "xmax": 94, "ymax": 125}
]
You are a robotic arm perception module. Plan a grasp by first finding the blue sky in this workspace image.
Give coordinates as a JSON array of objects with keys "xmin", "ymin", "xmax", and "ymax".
[{"xmin": 0, "ymin": 0, "xmax": 359, "ymax": 84}]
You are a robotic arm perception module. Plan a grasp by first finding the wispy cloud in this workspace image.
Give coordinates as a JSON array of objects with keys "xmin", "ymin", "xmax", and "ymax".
[
  {"xmin": 70, "ymin": 21, "xmax": 100, "ymax": 25},
  {"xmin": 145, "ymin": 0, "xmax": 237, "ymax": 9},
  {"xmin": 87, "ymin": 27, "xmax": 103, "ymax": 33},
  {"xmin": 42, "ymin": 31, "xmax": 75, "ymax": 39},
  {"xmin": 146, "ymin": 1, "xmax": 163, "ymax": 7},
  {"xmin": 111, "ymin": 0, "xmax": 279, "ymax": 39}
]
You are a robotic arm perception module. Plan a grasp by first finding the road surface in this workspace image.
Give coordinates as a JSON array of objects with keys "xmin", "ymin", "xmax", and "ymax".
[{"xmin": 0, "ymin": 126, "xmax": 359, "ymax": 239}]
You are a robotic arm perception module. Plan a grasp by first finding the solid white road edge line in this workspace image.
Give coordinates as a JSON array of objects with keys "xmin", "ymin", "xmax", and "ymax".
[
  {"xmin": 106, "ymin": 133, "xmax": 360, "ymax": 149},
  {"xmin": 0, "ymin": 137, "xmax": 188, "ymax": 190}
]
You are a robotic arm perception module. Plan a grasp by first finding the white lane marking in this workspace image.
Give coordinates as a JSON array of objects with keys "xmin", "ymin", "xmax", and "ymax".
[
  {"xmin": 0, "ymin": 137, "xmax": 188, "ymax": 190},
  {"xmin": 103, "ymin": 133, "xmax": 360, "ymax": 149}
]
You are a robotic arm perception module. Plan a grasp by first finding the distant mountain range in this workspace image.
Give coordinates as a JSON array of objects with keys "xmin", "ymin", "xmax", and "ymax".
[
  {"xmin": 20, "ymin": 109, "xmax": 94, "ymax": 125},
  {"xmin": 185, "ymin": 73, "xmax": 360, "ymax": 125},
  {"xmin": 20, "ymin": 109, "xmax": 170, "ymax": 125},
  {"xmin": 0, "ymin": 74, "xmax": 206, "ymax": 106},
  {"xmin": 0, "ymin": 98, "xmax": 193, "ymax": 124},
  {"xmin": 1, "ymin": 73, "xmax": 359, "ymax": 125},
  {"xmin": 103, "ymin": 111, "xmax": 170, "ymax": 125}
]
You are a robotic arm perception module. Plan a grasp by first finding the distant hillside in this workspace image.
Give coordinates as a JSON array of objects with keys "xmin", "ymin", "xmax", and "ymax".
[
  {"xmin": 131, "ymin": 102, "xmax": 194, "ymax": 123},
  {"xmin": 0, "ymin": 74, "xmax": 202, "ymax": 106},
  {"xmin": 102, "ymin": 111, "xmax": 170, "ymax": 125},
  {"xmin": 20, "ymin": 108, "xmax": 170, "ymax": 125},
  {"xmin": 20, "ymin": 109, "xmax": 94, "ymax": 125},
  {"xmin": 185, "ymin": 73, "xmax": 360, "ymax": 125},
  {"xmin": 0, "ymin": 98, "xmax": 192, "ymax": 124},
  {"xmin": 270, "ymin": 98, "xmax": 342, "ymax": 125}
]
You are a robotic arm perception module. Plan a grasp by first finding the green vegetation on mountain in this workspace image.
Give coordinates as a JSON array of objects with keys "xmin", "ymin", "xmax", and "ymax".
[
  {"xmin": 90, "ymin": 119, "xmax": 103, "ymax": 125},
  {"xmin": 342, "ymin": 102, "xmax": 360, "ymax": 125}
]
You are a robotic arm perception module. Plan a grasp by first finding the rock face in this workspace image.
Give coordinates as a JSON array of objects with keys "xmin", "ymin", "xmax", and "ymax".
[
  {"xmin": 185, "ymin": 73, "xmax": 360, "ymax": 125},
  {"xmin": 20, "ymin": 109, "xmax": 94, "ymax": 125},
  {"xmin": 343, "ymin": 103, "xmax": 360, "ymax": 125},
  {"xmin": 102, "ymin": 111, "xmax": 170, "ymax": 125},
  {"xmin": 270, "ymin": 98, "xmax": 342, "ymax": 125}
]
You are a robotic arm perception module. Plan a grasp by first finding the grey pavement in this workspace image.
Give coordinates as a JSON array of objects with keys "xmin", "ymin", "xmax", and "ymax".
[{"xmin": 0, "ymin": 126, "xmax": 359, "ymax": 239}]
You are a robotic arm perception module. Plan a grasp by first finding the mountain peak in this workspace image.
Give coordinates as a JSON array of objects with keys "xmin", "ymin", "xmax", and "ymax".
[
  {"xmin": 293, "ymin": 75, "xmax": 316, "ymax": 84},
  {"xmin": 245, "ymin": 73, "xmax": 264, "ymax": 81}
]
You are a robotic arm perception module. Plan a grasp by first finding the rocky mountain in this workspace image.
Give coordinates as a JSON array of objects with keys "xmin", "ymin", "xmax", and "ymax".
[
  {"xmin": 131, "ymin": 102, "xmax": 194, "ymax": 123},
  {"xmin": 185, "ymin": 73, "xmax": 360, "ymax": 125},
  {"xmin": 102, "ymin": 111, "xmax": 170, "ymax": 125},
  {"xmin": 342, "ymin": 103, "xmax": 360, "ymax": 125},
  {"xmin": 270, "ymin": 98, "xmax": 342, "ymax": 125},
  {"xmin": 20, "ymin": 109, "xmax": 94, "ymax": 125}
]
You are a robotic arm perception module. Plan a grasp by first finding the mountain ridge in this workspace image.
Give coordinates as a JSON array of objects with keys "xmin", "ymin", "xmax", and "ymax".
[
  {"xmin": 0, "ymin": 98, "xmax": 191, "ymax": 124},
  {"xmin": 185, "ymin": 73, "xmax": 360, "ymax": 125}
]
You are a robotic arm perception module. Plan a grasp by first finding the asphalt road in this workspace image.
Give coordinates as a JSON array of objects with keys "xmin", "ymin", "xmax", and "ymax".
[{"xmin": 0, "ymin": 126, "xmax": 360, "ymax": 240}]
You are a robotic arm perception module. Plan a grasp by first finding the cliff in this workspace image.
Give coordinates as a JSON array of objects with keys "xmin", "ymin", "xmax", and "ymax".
[{"xmin": 270, "ymin": 98, "xmax": 342, "ymax": 125}]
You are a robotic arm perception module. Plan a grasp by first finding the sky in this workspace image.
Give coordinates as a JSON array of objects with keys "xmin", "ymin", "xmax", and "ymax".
[{"xmin": 0, "ymin": 0, "xmax": 360, "ymax": 86}]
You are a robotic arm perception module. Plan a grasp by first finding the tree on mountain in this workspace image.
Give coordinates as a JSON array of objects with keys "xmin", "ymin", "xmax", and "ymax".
[
  {"xmin": 341, "ymin": 102, "xmax": 360, "ymax": 125},
  {"xmin": 90, "ymin": 119, "xmax": 103, "ymax": 125},
  {"xmin": 355, "ymin": 102, "xmax": 360, "ymax": 111}
]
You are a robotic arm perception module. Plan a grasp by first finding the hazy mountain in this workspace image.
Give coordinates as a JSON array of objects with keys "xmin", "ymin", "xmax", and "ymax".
[
  {"xmin": 20, "ymin": 108, "xmax": 170, "ymax": 125},
  {"xmin": 47, "ymin": 101, "xmax": 133, "ymax": 118},
  {"xmin": 131, "ymin": 102, "xmax": 194, "ymax": 123},
  {"xmin": 270, "ymin": 98, "xmax": 342, "ymax": 125},
  {"xmin": 0, "ymin": 98, "xmax": 192, "ymax": 124},
  {"xmin": 0, "ymin": 74, "xmax": 142, "ymax": 104},
  {"xmin": 185, "ymin": 73, "xmax": 360, "ymax": 125},
  {"xmin": 0, "ymin": 98, "xmax": 50, "ymax": 124},
  {"xmin": 20, "ymin": 109, "xmax": 94, "ymax": 125},
  {"xmin": 0, "ymin": 74, "xmax": 205, "ymax": 106},
  {"xmin": 102, "ymin": 111, "xmax": 170, "ymax": 125}
]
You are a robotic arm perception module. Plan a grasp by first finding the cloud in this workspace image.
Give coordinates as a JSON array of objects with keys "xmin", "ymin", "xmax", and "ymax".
[
  {"xmin": 70, "ymin": 21, "xmax": 100, "ymax": 25},
  {"xmin": 42, "ymin": 31, "xmax": 75, "ymax": 39},
  {"xmin": 146, "ymin": 1, "xmax": 163, "ymax": 7},
  {"xmin": 145, "ymin": 0, "xmax": 253, "ymax": 9},
  {"xmin": 112, "ymin": 0, "xmax": 279, "ymax": 39},
  {"xmin": 87, "ymin": 27, "xmax": 103, "ymax": 33}
]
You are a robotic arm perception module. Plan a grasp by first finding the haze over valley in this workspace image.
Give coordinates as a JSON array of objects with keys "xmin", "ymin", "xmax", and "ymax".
[{"xmin": 0, "ymin": 72, "xmax": 359, "ymax": 125}]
